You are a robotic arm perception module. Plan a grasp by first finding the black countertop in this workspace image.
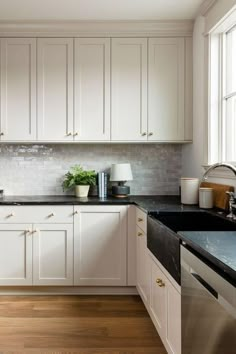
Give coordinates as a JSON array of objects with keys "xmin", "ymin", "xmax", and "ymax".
[
  {"xmin": 0, "ymin": 195, "xmax": 199, "ymax": 212},
  {"xmin": 178, "ymin": 231, "xmax": 236, "ymax": 287}
]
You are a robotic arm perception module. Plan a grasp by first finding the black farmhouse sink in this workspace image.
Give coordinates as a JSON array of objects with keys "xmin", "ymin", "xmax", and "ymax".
[
  {"xmin": 150, "ymin": 211, "xmax": 236, "ymax": 233},
  {"xmin": 147, "ymin": 211, "xmax": 236, "ymax": 285}
]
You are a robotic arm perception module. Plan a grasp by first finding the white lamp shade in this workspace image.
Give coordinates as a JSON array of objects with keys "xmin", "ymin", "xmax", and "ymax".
[{"xmin": 110, "ymin": 163, "xmax": 133, "ymax": 182}]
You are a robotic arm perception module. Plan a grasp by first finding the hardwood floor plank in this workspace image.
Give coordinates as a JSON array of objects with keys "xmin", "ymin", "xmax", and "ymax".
[{"xmin": 0, "ymin": 295, "xmax": 167, "ymax": 354}]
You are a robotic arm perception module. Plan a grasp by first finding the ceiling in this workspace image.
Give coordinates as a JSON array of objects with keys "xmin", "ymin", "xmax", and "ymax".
[{"xmin": 0, "ymin": 0, "xmax": 204, "ymax": 21}]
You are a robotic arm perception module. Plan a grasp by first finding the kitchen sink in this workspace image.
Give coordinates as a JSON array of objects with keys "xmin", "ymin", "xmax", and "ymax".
[
  {"xmin": 149, "ymin": 211, "xmax": 236, "ymax": 232},
  {"xmin": 147, "ymin": 210, "xmax": 236, "ymax": 285}
]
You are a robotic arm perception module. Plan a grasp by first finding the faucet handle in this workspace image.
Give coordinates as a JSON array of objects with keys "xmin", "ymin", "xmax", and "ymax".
[{"xmin": 226, "ymin": 191, "xmax": 235, "ymax": 201}]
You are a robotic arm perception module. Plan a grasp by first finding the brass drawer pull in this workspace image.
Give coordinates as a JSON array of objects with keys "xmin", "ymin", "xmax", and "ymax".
[
  {"xmin": 137, "ymin": 232, "xmax": 143, "ymax": 237},
  {"xmin": 138, "ymin": 217, "xmax": 143, "ymax": 222}
]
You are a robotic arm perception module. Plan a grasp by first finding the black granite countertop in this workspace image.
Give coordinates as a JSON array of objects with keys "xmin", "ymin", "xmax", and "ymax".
[
  {"xmin": 178, "ymin": 231, "xmax": 236, "ymax": 287},
  {"xmin": 0, "ymin": 194, "xmax": 202, "ymax": 212}
]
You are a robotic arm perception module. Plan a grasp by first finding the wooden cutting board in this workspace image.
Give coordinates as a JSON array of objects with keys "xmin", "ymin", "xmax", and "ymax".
[{"xmin": 200, "ymin": 182, "xmax": 234, "ymax": 210}]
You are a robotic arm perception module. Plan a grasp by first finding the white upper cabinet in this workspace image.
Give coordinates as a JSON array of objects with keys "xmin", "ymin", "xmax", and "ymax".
[
  {"xmin": 0, "ymin": 35, "xmax": 192, "ymax": 143},
  {"xmin": 148, "ymin": 38, "xmax": 185, "ymax": 141},
  {"xmin": 74, "ymin": 38, "xmax": 110, "ymax": 141},
  {"xmin": 37, "ymin": 38, "xmax": 73, "ymax": 141},
  {"xmin": 111, "ymin": 38, "xmax": 148, "ymax": 141},
  {"xmin": 0, "ymin": 38, "xmax": 36, "ymax": 141}
]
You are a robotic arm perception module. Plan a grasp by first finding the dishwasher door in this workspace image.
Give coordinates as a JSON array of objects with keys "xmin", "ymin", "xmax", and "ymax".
[{"xmin": 181, "ymin": 246, "xmax": 236, "ymax": 354}]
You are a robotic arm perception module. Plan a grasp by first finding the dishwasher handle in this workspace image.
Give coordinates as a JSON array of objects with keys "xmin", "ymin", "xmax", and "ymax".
[{"xmin": 191, "ymin": 272, "xmax": 218, "ymax": 299}]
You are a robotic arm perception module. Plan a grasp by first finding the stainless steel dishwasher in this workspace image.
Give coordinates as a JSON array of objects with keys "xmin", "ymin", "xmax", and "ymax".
[{"xmin": 181, "ymin": 245, "xmax": 236, "ymax": 354}]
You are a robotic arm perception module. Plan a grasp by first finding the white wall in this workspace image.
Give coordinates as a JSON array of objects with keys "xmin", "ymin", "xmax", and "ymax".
[
  {"xmin": 182, "ymin": 15, "xmax": 206, "ymax": 180},
  {"xmin": 182, "ymin": 1, "xmax": 236, "ymax": 189}
]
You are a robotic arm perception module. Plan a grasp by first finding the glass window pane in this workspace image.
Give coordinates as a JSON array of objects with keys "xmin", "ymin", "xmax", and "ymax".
[
  {"xmin": 225, "ymin": 95, "xmax": 236, "ymax": 161},
  {"xmin": 226, "ymin": 28, "xmax": 236, "ymax": 94}
]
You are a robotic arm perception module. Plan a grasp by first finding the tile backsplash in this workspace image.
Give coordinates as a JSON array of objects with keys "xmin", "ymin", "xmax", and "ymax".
[{"xmin": 0, "ymin": 144, "xmax": 182, "ymax": 195}]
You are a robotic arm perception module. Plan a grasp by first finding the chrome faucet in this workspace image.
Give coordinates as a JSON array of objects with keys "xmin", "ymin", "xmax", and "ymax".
[
  {"xmin": 202, "ymin": 162, "xmax": 236, "ymax": 181},
  {"xmin": 202, "ymin": 162, "xmax": 236, "ymax": 218}
]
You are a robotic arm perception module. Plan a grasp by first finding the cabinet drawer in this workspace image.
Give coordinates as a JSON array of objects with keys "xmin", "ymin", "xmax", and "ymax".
[
  {"xmin": 0, "ymin": 206, "xmax": 74, "ymax": 224},
  {"xmin": 136, "ymin": 207, "xmax": 147, "ymax": 233}
]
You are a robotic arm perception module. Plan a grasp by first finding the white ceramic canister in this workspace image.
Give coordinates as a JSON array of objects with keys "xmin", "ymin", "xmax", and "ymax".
[
  {"xmin": 199, "ymin": 187, "xmax": 214, "ymax": 209},
  {"xmin": 180, "ymin": 178, "xmax": 199, "ymax": 205}
]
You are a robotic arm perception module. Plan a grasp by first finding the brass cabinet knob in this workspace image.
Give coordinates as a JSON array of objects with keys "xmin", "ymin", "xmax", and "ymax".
[
  {"xmin": 66, "ymin": 132, "xmax": 72, "ymax": 136},
  {"xmin": 138, "ymin": 217, "xmax": 143, "ymax": 222},
  {"xmin": 74, "ymin": 210, "xmax": 78, "ymax": 215},
  {"xmin": 137, "ymin": 232, "xmax": 143, "ymax": 237},
  {"xmin": 73, "ymin": 132, "xmax": 78, "ymax": 136},
  {"xmin": 148, "ymin": 132, "xmax": 153, "ymax": 136},
  {"xmin": 0, "ymin": 132, "xmax": 4, "ymax": 136},
  {"xmin": 25, "ymin": 229, "xmax": 31, "ymax": 234},
  {"xmin": 141, "ymin": 132, "xmax": 147, "ymax": 136},
  {"xmin": 7, "ymin": 212, "xmax": 15, "ymax": 218},
  {"xmin": 48, "ymin": 212, "xmax": 55, "ymax": 218},
  {"xmin": 156, "ymin": 278, "xmax": 165, "ymax": 287},
  {"xmin": 159, "ymin": 281, "xmax": 165, "ymax": 287}
]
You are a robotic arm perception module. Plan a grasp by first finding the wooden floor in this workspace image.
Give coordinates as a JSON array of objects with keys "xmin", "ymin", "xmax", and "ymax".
[{"xmin": 0, "ymin": 295, "xmax": 167, "ymax": 354}]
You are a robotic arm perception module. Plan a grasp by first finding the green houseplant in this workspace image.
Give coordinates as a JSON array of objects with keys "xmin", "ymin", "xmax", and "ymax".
[{"xmin": 62, "ymin": 165, "xmax": 96, "ymax": 197}]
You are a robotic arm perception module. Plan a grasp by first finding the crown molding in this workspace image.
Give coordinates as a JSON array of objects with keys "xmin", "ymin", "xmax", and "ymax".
[
  {"xmin": 197, "ymin": 0, "xmax": 218, "ymax": 17},
  {"xmin": 0, "ymin": 20, "xmax": 193, "ymax": 37}
]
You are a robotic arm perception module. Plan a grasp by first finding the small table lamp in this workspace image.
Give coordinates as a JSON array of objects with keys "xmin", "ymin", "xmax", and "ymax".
[{"xmin": 110, "ymin": 163, "xmax": 133, "ymax": 198}]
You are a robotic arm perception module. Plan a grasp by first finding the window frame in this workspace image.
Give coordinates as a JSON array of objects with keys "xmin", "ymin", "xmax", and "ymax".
[{"xmin": 207, "ymin": 10, "xmax": 236, "ymax": 172}]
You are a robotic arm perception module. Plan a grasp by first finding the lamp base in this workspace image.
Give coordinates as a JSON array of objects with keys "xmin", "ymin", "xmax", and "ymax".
[{"xmin": 112, "ymin": 185, "xmax": 130, "ymax": 198}]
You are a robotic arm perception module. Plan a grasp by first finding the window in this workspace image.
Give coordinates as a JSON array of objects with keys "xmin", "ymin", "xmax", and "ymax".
[
  {"xmin": 208, "ymin": 10, "xmax": 236, "ymax": 166},
  {"xmin": 224, "ymin": 26, "xmax": 236, "ymax": 161}
]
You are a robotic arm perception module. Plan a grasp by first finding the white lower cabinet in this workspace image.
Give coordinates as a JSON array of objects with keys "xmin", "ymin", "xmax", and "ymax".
[
  {"xmin": 32, "ymin": 224, "xmax": 73, "ymax": 286},
  {"xmin": 0, "ymin": 224, "xmax": 32, "ymax": 285},
  {"xmin": 74, "ymin": 206, "xmax": 127, "ymax": 286},
  {"xmin": 136, "ymin": 225, "xmax": 150, "ymax": 305},
  {"xmin": 0, "ymin": 206, "xmax": 74, "ymax": 286},
  {"xmin": 149, "ymin": 257, "xmax": 181, "ymax": 354}
]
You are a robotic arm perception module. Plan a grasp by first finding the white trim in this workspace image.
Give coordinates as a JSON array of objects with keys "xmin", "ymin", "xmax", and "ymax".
[
  {"xmin": 197, "ymin": 0, "xmax": 218, "ymax": 17},
  {"xmin": 205, "ymin": 1, "xmax": 236, "ymax": 34},
  {"xmin": 0, "ymin": 286, "xmax": 138, "ymax": 295},
  {"xmin": 0, "ymin": 20, "xmax": 193, "ymax": 37}
]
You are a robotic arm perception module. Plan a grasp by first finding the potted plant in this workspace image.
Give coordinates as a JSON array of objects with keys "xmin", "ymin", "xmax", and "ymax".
[{"xmin": 62, "ymin": 165, "xmax": 96, "ymax": 197}]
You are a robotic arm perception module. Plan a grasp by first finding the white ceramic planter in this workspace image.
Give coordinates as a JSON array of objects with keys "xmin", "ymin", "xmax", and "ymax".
[{"xmin": 75, "ymin": 185, "xmax": 90, "ymax": 198}]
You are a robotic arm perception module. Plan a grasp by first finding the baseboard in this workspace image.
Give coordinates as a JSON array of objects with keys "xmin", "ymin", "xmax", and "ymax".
[{"xmin": 0, "ymin": 286, "xmax": 138, "ymax": 295}]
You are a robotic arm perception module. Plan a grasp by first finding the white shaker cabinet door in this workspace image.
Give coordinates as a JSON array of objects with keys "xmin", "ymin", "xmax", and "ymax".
[
  {"xmin": 74, "ymin": 206, "xmax": 127, "ymax": 286},
  {"xmin": 136, "ymin": 226, "xmax": 150, "ymax": 306},
  {"xmin": 0, "ymin": 224, "xmax": 32, "ymax": 285},
  {"xmin": 111, "ymin": 38, "xmax": 148, "ymax": 141},
  {"xmin": 149, "ymin": 258, "xmax": 167, "ymax": 345},
  {"xmin": 148, "ymin": 38, "xmax": 185, "ymax": 141},
  {"xmin": 149, "ymin": 258, "xmax": 181, "ymax": 354},
  {"xmin": 0, "ymin": 38, "xmax": 36, "ymax": 141},
  {"xmin": 74, "ymin": 38, "xmax": 110, "ymax": 141},
  {"xmin": 32, "ymin": 224, "xmax": 73, "ymax": 286},
  {"xmin": 37, "ymin": 38, "xmax": 73, "ymax": 141}
]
